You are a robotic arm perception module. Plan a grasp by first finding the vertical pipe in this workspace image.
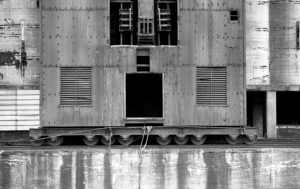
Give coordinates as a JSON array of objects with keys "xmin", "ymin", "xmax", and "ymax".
[{"xmin": 296, "ymin": 21, "xmax": 299, "ymax": 49}]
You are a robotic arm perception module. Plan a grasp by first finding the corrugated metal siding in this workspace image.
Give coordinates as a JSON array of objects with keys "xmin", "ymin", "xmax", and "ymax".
[
  {"xmin": 0, "ymin": 90, "xmax": 40, "ymax": 130},
  {"xmin": 60, "ymin": 67, "xmax": 92, "ymax": 106},
  {"xmin": 196, "ymin": 67, "xmax": 227, "ymax": 105}
]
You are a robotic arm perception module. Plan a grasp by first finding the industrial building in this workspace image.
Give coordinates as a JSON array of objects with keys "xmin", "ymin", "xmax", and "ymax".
[{"xmin": 0, "ymin": 0, "xmax": 299, "ymax": 142}]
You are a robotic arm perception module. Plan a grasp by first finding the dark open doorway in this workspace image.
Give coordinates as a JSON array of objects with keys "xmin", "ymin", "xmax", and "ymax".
[
  {"xmin": 277, "ymin": 92, "xmax": 300, "ymax": 125},
  {"xmin": 247, "ymin": 91, "xmax": 266, "ymax": 138},
  {"xmin": 126, "ymin": 73, "xmax": 163, "ymax": 118}
]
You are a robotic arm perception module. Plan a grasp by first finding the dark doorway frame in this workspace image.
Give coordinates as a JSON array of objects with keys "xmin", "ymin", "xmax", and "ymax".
[
  {"xmin": 247, "ymin": 91, "xmax": 266, "ymax": 138},
  {"xmin": 125, "ymin": 73, "xmax": 163, "ymax": 118},
  {"xmin": 277, "ymin": 91, "xmax": 300, "ymax": 125}
]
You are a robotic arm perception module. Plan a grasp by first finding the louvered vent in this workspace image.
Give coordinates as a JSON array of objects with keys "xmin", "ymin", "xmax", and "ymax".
[
  {"xmin": 60, "ymin": 67, "xmax": 92, "ymax": 106},
  {"xmin": 196, "ymin": 67, "xmax": 227, "ymax": 105}
]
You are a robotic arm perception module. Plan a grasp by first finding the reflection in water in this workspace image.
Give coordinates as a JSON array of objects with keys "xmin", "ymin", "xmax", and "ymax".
[{"xmin": 1, "ymin": 148, "xmax": 300, "ymax": 189}]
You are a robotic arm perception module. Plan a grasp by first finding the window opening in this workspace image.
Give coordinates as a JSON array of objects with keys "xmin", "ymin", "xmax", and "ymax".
[
  {"xmin": 277, "ymin": 92, "xmax": 300, "ymax": 125},
  {"xmin": 119, "ymin": 6, "xmax": 133, "ymax": 44},
  {"xmin": 126, "ymin": 74, "xmax": 163, "ymax": 117},
  {"xmin": 230, "ymin": 10, "xmax": 239, "ymax": 21},
  {"xmin": 137, "ymin": 55, "xmax": 150, "ymax": 72},
  {"xmin": 110, "ymin": 0, "xmax": 137, "ymax": 45},
  {"xmin": 137, "ymin": 0, "xmax": 155, "ymax": 44},
  {"xmin": 138, "ymin": 17, "xmax": 155, "ymax": 44},
  {"xmin": 110, "ymin": 0, "xmax": 177, "ymax": 45},
  {"xmin": 155, "ymin": 0, "xmax": 177, "ymax": 45}
]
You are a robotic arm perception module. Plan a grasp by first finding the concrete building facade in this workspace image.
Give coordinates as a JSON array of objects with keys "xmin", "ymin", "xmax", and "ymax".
[{"xmin": 247, "ymin": 0, "xmax": 300, "ymax": 138}]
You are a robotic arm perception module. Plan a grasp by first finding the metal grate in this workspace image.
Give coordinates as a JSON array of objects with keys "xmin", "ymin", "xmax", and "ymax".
[
  {"xmin": 196, "ymin": 67, "xmax": 227, "ymax": 105},
  {"xmin": 119, "ymin": 8, "xmax": 133, "ymax": 31},
  {"xmin": 157, "ymin": 8, "xmax": 171, "ymax": 31},
  {"xmin": 60, "ymin": 67, "xmax": 92, "ymax": 106}
]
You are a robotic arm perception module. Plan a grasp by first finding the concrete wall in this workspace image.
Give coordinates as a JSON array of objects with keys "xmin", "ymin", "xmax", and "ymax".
[
  {"xmin": 0, "ymin": 0, "xmax": 40, "ymax": 131},
  {"xmin": 269, "ymin": 1, "xmax": 300, "ymax": 85},
  {"xmin": 0, "ymin": 0, "xmax": 40, "ymax": 86},
  {"xmin": 246, "ymin": 0, "xmax": 300, "ymax": 86},
  {"xmin": 246, "ymin": 0, "xmax": 270, "ymax": 85},
  {"xmin": 246, "ymin": 0, "xmax": 300, "ymax": 138}
]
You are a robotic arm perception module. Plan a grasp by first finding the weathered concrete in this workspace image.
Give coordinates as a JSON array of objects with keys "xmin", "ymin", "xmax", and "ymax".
[
  {"xmin": 269, "ymin": 1, "xmax": 300, "ymax": 85},
  {"xmin": 0, "ymin": 0, "xmax": 40, "ymax": 86},
  {"xmin": 246, "ymin": 0, "xmax": 270, "ymax": 85},
  {"xmin": 267, "ymin": 91, "xmax": 277, "ymax": 138},
  {"xmin": 246, "ymin": 0, "xmax": 300, "ymax": 86},
  {"xmin": 1, "ymin": 148, "xmax": 300, "ymax": 189}
]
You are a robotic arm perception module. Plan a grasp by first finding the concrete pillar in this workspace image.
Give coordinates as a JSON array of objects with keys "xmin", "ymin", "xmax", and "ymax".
[
  {"xmin": 253, "ymin": 103, "xmax": 264, "ymax": 138},
  {"xmin": 266, "ymin": 91, "xmax": 277, "ymax": 138}
]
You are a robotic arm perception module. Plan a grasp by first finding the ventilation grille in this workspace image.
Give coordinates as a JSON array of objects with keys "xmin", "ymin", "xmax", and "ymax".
[
  {"xmin": 196, "ymin": 67, "xmax": 227, "ymax": 105},
  {"xmin": 60, "ymin": 67, "xmax": 92, "ymax": 106}
]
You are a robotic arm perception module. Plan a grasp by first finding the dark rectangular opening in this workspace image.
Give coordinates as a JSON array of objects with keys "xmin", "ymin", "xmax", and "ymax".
[
  {"xmin": 230, "ymin": 10, "xmax": 239, "ymax": 21},
  {"xmin": 247, "ymin": 91, "xmax": 266, "ymax": 137},
  {"xmin": 110, "ymin": 0, "xmax": 177, "ymax": 46},
  {"xmin": 154, "ymin": 0, "xmax": 178, "ymax": 45},
  {"xmin": 137, "ymin": 55, "xmax": 150, "ymax": 72},
  {"xmin": 277, "ymin": 92, "xmax": 300, "ymax": 125},
  {"xmin": 126, "ymin": 73, "xmax": 163, "ymax": 118},
  {"xmin": 110, "ymin": 0, "xmax": 138, "ymax": 45}
]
